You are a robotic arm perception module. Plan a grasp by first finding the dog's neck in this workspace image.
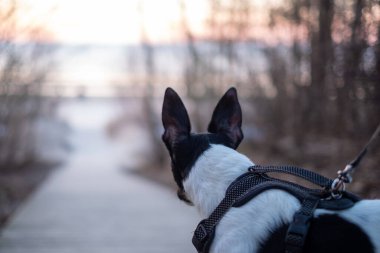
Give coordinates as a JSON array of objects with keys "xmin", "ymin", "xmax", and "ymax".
[{"xmin": 183, "ymin": 144, "xmax": 254, "ymax": 217}]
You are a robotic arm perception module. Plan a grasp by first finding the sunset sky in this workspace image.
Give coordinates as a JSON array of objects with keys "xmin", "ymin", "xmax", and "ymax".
[{"xmin": 15, "ymin": 0, "xmax": 209, "ymax": 45}]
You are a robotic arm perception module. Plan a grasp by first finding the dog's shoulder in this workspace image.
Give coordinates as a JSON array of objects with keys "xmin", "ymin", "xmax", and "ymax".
[{"xmin": 211, "ymin": 189, "xmax": 300, "ymax": 253}]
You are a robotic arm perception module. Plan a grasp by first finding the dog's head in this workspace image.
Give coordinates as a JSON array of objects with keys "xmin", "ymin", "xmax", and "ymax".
[{"xmin": 161, "ymin": 87, "xmax": 243, "ymax": 203}]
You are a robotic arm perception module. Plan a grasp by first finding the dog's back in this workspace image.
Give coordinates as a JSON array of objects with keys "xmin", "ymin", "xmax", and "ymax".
[
  {"xmin": 260, "ymin": 198, "xmax": 380, "ymax": 253},
  {"xmin": 187, "ymin": 144, "xmax": 380, "ymax": 253}
]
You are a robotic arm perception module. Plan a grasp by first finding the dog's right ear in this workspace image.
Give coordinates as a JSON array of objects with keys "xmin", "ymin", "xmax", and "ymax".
[
  {"xmin": 208, "ymin": 87, "xmax": 243, "ymax": 149},
  {"xmin": 162, "ymin": 88, "xmax": 191, "ymax": 151}
]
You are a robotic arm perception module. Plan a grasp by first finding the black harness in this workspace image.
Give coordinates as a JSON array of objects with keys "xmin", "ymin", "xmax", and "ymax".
[{"xmin": 192, "ymin": 165, "xmax": 361, "ymax": 253}]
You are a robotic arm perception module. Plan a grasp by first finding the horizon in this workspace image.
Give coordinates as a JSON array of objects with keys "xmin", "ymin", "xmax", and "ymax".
[
  {"xmin": 4, "ymin": 0, "xmax": 282, "ymax": 46},
  {"xmin": 11, "ymin": 0, "xmax": 209, "ymax": 45}
]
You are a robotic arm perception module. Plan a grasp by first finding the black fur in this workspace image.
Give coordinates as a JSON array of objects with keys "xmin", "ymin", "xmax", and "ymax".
[
  {"xmin": 208, "ymin": 87, "xmax": 243, "ymax": 149},
  {"xmin": 260, "ymin": 214, "xmax": 374, "ymax": 253}
]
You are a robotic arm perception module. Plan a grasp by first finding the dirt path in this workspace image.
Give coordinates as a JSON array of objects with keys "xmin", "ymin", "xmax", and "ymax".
[{"xmin": 0, "ymin": 99, "xmax": 199, "ymax": 253}]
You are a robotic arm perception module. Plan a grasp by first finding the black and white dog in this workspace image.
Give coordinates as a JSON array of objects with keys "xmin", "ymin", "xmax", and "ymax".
[{"xmin": 161, "ymin": 87, "xmax": 380, "ymax": 253}]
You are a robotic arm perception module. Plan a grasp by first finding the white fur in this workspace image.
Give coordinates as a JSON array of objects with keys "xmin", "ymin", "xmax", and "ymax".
[
  {"xmin": 183, "ymin": 144, "xmax": 300, "ymax": 252},
  {"xmin": 184, "ymin": 144, "xmax": 380, "ymax": 253},
  {"xmin": 184, "ymin": 144, "xmax": 254, "ymax": 217}
]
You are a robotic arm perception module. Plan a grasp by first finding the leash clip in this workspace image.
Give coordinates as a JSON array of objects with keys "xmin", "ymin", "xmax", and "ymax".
[
  {"xmin": 331, "ymin": 164, "xmax": 353, "ymax": 199},
  {"xmin": 330, "ymin": 122, "xmax": 380, "ymax": 199},
  {"xmin": 338, "ymin": 164, "xmax": 354, "ymax": 184},
  {"xmin": 330, "ymin": 178, "xmax": 346, "ymax": 199}
]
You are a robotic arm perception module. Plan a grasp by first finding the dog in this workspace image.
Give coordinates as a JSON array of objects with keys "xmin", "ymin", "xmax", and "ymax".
[{"xmin": 161, "ymin": 87, "xmax": 380, "ymax": 253}]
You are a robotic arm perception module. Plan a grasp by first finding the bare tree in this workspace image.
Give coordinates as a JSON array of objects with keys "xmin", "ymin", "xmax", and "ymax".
[
  {"xmin": 0, "ymin": 0, "xmax": 55, "ymax": 170},
  {"xmin": 138, "ymin": 0, "xmax": 166, "ymax": 167}
]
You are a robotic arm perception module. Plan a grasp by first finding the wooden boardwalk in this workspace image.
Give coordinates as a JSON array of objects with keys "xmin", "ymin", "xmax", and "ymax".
[{"xmin": 0, "ymin": 99, "xmax": 199, "ymax": 253}]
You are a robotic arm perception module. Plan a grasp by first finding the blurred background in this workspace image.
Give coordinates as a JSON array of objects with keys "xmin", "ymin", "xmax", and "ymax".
[{"xmin": 0, "ymin": 0, "xmax": 379, "ymax": 251}]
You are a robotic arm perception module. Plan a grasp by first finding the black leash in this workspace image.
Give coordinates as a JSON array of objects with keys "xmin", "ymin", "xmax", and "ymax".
[{"xmin": 331, "ymin": 122, "xmax": 380, "ymax": 198}]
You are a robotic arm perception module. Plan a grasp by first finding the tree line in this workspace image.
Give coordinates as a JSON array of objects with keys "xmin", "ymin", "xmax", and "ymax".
[
  {"xmin": 136, "ymin": 0, "xmax": 379, "ymax": 173},
  {"xmin": 0, "ymin": 0, "xmax": 56, "ymax": 171}
]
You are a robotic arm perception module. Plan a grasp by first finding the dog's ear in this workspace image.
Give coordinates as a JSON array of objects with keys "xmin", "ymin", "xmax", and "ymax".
[
  {"xmin": 162, "ymin": 88, "xmax": 191, "ymax": 151},
  {"xmin": 208, "ymin": 87, "xmax": 243, "ymax": 149}
]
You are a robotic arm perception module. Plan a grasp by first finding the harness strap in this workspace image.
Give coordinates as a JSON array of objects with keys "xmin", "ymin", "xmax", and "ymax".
[
  {"xmin": 192, "ymin": 168, "xmax": 325, "ymax": 253},
  {"xmin": 193, "ymin": 172, "xmax": 260, "ymax": 252},
  {"xmin": 249, "ymin": 165, "xmax": 333, "ymax": 189},
  {"xmin": 285, "ymin": 198, "xmax": 319, "ymax": 253},
  {"xmin": 192, "ymin": 166, "xmax": 356, "ymax": 253}
]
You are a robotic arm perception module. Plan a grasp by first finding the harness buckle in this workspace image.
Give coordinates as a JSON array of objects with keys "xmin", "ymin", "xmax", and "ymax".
[
  {"xmin": 192, "ymin": 221, "xmax": 209, "ymax": 252},
  {"xmin": 285, "ymin": 198, "xmax": 319, "ymax": 253},
  {"xmin": 285, "ymin": 213, "xmax": 311, "ymax": 253},
  {"xmin": 287, "ymin": 212, "xmax": 311, "ymax": 236}
]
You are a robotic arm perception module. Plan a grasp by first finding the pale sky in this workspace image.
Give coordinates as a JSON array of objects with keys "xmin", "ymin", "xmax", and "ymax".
[{"xmin": 15, "ymin": 0, "xmax": 209, "ymax": 45}]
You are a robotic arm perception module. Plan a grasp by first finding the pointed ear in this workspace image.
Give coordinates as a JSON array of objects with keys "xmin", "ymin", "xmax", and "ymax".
[
  {"xmin": 162, "ymin": 88, "xmax": 191, "ymax": 151},
  {"xmin": 208, "ymin": 87, "xmax": 243, "ymax": 149}
]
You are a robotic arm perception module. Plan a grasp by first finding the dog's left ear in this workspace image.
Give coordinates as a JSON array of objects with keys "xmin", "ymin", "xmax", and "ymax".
[{"xmin": 208, "ymin": 87, "xmax": 243, "ymax": 149}]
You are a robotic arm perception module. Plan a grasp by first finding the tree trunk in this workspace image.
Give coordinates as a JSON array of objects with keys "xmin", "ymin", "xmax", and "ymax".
[{"xmin": 309, "ymin": 0, "xmax": 334, "ymax": 134}]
